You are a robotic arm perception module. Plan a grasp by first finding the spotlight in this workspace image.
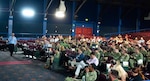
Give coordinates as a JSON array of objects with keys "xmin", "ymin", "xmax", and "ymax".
[{"xmin": 22, "ymin": 8, "xmax": 35, "ymax": 17}]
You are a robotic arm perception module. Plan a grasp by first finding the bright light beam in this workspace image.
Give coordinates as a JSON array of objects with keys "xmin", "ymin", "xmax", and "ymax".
[
  {"xmin": 22, "ymin": 8, "xmax": 35, "ymax": 17},
  {"xmin": 55, "ymin": 0, "xmax": 66, "ymax": 19},
  {"xmin": 55, "ymin": 11, "xmax": 65, "ymax": 18}
]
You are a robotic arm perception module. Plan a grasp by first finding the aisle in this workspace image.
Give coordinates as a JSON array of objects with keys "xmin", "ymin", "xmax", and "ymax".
[{"xmin": 0, "ymin": 51, "xmax": 65, "ymax": 81}]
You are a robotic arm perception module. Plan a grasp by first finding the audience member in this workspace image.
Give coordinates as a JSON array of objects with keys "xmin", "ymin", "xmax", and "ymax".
[
  {"xmin": 74, "ymin": 52, "xmax": 99, "ymax": 78},
  {"xmin": 109, "ymin": 70, "xmax": 121, "ymax": 81},
  {"xmin": 65, "ymin": 63, "xmax": 97, "ymax": 81},
  {"xmin": 111, "ymin": 60, "xmax": 128, "ymax": 81},
  {"xmin": 130, "ymin": 67, "xmax": 145, "ymax": 81},
  {"xmin": 68, "ymin": 48, "xmax": 85, "ymax": 69}
]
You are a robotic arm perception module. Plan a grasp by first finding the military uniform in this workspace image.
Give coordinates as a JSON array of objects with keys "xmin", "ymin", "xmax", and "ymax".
[
  {"xmin": 83, "ymin": 49, "xmax": 91, "ymax": 56},
  {"xmin": 119, "ymin": 53, "xmax": 130, "ymax": 70},
  {"xmin": 52, "ymin": 51, "xmax": 61, "ymax": 70},
  {"xmin": 103, "ymin": 51, "xmax": 112, "ymax": 63},
  {"xmin": 146, "ymin": 51, "xmax": 150, "ymax": 62},
  {"xmin": 65, "ymin": 70, "xmax": 97, "ymax": 81},
  {"xmin": 140, "ymin": 50, "xmax": 147, "ymax": 65},
  {"xmin": 127, "ymin": 47, "xmax": 134, "ymax": 54},
  {"xmin": 60, "ymin": 42, "xmax": 70, "ymax": 49},
  {"xmin": 99, "ymin": 51, "xmax": 105, "ymax": 62},
  {"xmin": 104, "ymin": 51, "xmax": 111, "ymax": 57},
  {"xmin": 112, "ymin": 52, "xmax": 121, "ymax": 61},
  {"xmin": 146, "ymin": 51, "xmax": 150, "ymax": 72},
  {"xmin": 95, "ymin": 51, "xmax": 101, "ymax": 60},
  {"xmin": 119, "ymin": 53, "xmax": 130, "ymax": 63},
  {"xmin": 129, "ymin": 52, "xmax": 143, "ymax": 68}
]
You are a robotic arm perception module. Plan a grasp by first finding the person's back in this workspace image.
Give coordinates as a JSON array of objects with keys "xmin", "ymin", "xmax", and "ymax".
[
  {"xmin": 111, "ymin": 61, "xmax": 128, "ymax": 81},
  {"xmin": 52, "ymin": 50, "xmax": 61, "ymax": 70},
  {"xmin": 109, "ymin": 70, "xmax": 121, "ymax": 81}
]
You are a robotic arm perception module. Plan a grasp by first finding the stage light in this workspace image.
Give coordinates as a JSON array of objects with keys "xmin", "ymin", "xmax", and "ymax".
[
  {"xmin": 85, "ymin": 18, "xmax": 88, "ymax": 21},
  {"xmin": 22, "ymin": 8, "xmax": 35, "ymax": 17},
  {"xmin": 55, "ymin": 11, "xmax": 65, "ymax": 18},
  {"xmin": 55, "ymin": 0, "xmax": 66, "ymax": 18}
]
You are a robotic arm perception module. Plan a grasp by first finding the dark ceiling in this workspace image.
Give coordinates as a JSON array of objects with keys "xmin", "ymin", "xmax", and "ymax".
[
  {"xmin": 97, "ymin": 0, "xmax": 150, "ymax": 8},
  {"xmin": 0, "ymin": 0, "xmax": 150, "ymax": 15},
  {"xmin": 70, "ymin": 0, "xmax": 150, "ymax": 8},
  {"xmin": 0, "ymin": 0, "xmax": 149, "ymax": 34}
]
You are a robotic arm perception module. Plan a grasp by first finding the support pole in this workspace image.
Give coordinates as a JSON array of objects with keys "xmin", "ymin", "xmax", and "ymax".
[
  {"xmin": 8, "ymin": 15, "xmax": 13, "ymax": 36},
  {"xmin": 8, "ymin": 0, "xmax": 16, "ymax": 37},
  {"xmin": 72, "ymin": 1, "xmax": 76, "ymax": 37},
  {"xmin": 136, "ymin": 8, "xmax": 140, "ymax": 32},
  {"xmin": 43, "ymin": 0, "xmax": 48, "ymax": 36},
  {"xmin": 96, "ymin": 4, "xmax": 100, "ymax": 36},
  {"xmin": 118, "ymin": 7, "xmax": 122, "ymax": 34},
  {"xmin": 43, "ymin": 18, "xmax": 47, "ymax": 35}
]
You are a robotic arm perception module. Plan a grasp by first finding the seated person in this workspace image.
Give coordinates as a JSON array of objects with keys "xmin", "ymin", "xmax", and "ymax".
[
  {"xmin": 109, "ymin": 70, "xmax": 121, "ymax": 81},
  {"xmin": 42, "ymin": 40, "xmax": 52, "ymax": 50},
  {"xmin": 74, "ymin": 52, "xmax": 99, "ymax": 78},
  {"xmin": 110, "ymin": 60, "xmax": 128, "ymax": 81},
  {"xmin": 51, "ymin": 49, "xmax": 61, "ymax": 70},
  {"xmin": 129, "ymin": 67, "xmax": 145, "ymax": 81},
  {"xmin": 65, "ymin": 63, "xmax": 97, "ymax": 81},
  {"xmin": 64, "ymin": 49, "xmax": 77, "ymax": 67},
  {"xmin": 68, "ymin": 49, "xmax": 85, "ymax": 69},
  {"xmin": 0, "ymin": 36, "xmax": 3, "ymax": 40},
  {"xmin": 40, "ymin": 40, "xmax": 52, "ymax": 57}
]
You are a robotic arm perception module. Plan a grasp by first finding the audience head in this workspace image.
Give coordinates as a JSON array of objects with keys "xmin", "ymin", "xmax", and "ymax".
[
  {"xmin": 81, "ymin": 47, "xmax": 86, "ymax": 51},
  {"xmin": 110, "ymin": 59, "xmax": 116, "ymax": 65},
  {"xmin": 77, "ymin": 48, "xmax": 82, "ymax": 54},
  {"xmin": 61, "ymin": 46, "xmax": 65, "ymax": 51},
  {"xmin": 132, "ymin": 67, "xmax": 140, "ymax": 76},
  {"xmin": 121, "ymin": 49, "xmax": 127, "ymax": 55},
  {"xmin": 88, "ymin": 63, "xmax": 97, "ymax": 71},
  {"xmin": 114, "ymin": 49, "xmax": 119, "ymax": 53},
  {"xmin": 134, "ymin": 47, "xmax": 140, "ymax": 53},
  {"xmin": 90, "ymin": 52, "xmax": 96, "ymax": 59},
  {"xmin": 131, "ymin": 67, "xmax": 145, "ymax": 80},
  {"xmin": 109, "ymin": 70, "xmax": 119, "ymax": 80},
  {"xmin": 12, "ymin": 33, "xmax": 15, "ymax": 36}
]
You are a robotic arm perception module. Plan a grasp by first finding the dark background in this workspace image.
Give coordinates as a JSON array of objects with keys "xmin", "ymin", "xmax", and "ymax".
[{"xmin": 0, "ymin": 0, "xmax": 150, "ymax": 36}]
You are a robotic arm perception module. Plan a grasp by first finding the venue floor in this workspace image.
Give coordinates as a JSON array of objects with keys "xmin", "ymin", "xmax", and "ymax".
[{"xmin": 0, "ymin": 50, "xmax": 66, "ymax": 81}]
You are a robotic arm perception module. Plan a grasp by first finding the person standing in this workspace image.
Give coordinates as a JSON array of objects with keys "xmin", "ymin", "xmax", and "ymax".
[{"xmin": 8, "ymin": 33, "xmax": 17, "ymax": 56}]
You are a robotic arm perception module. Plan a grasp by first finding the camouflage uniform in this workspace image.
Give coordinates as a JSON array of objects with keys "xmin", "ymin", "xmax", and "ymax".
[
  {"xmin": 112, "ymin": 52, "xmax": 121, "ymax": 61},
  {"xmin": 119, "ymin": 53, "xmax": 130, "ymax": 63},
  {"xmin": 129, "ymin": 52, "xmax": 143, "ymax": 68},
  {"xmin": 52, "ymin": 51, "xmax": 61, "ymax": 70},
  {"xmin": 65, "ymin": 70, "xmax": 97, "ymax": 81}
]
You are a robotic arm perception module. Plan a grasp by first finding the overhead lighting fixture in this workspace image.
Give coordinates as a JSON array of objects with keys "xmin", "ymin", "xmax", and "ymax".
[
  {"xmin": 85, "ymin": 18, "xmax": 88, "ymax": 21},
  {"xmin": 55, "ymin": 0, "xmax": 66, "ymax": 18},
  {"xmin": 55, "ymin": 11, "xmax": 65, "ymax": 18},
  {"xmin": 22, "ymin": 8, "xmax": 35, "ymax": 18}
]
